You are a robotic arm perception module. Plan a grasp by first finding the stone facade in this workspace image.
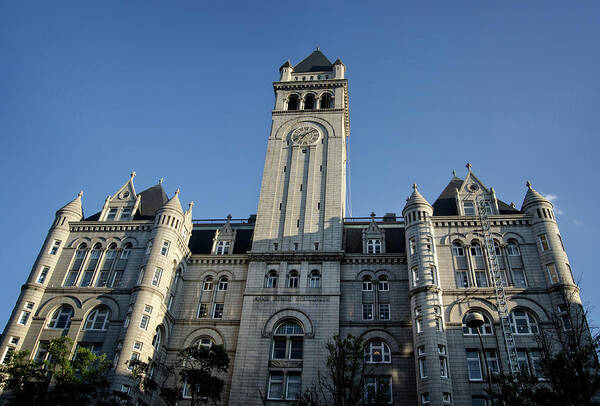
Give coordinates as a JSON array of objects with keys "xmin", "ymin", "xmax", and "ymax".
[{"xmin": 0, "ymin": 50, "xmax": 583, "ymax": 406}]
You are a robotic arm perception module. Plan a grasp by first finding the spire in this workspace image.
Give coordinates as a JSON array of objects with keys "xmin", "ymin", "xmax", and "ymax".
[
  {"xmin": 404, "ymin": 183, "xmax": 432, "ymax": 210},
  {"xmin": 466, "ymin": 162, "xmax": 472, "ymax": 172},
  {"xmin": 162, "ymin": 188, "xmax": 183, "ymax": 213},
  {"xmin": 57, "ymin": 191, "xmax": 84, "ymax": 219},
  {"xmin": 521, "ymin": 180, "xmax": 551, "ymax": 210},
  {"xmin": 185, "ymin": 201, "xmax": 194, "ymax": 219}
]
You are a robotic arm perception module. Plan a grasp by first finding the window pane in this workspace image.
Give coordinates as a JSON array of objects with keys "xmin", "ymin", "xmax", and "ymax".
[
  {"xmin": 273, "ymin": 338, "xmax": 286, "ymax": 359},
  {"xmin": 290, "ymin": 339, "xmax": 303, "ymax": 359}
]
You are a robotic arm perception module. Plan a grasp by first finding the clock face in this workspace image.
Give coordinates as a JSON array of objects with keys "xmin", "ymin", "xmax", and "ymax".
[{"xmin": 291, "ymin": 126, "xmax": 320, "ymax": 146}]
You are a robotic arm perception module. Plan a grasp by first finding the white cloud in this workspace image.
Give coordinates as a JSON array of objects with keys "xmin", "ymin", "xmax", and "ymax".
[
  {"xmin": 555, "ymin": 208, "xmax": 564, "ymax": 215},
  {"xmin": 574, "ymin": 219, "xmax": 583, "ymax": 226},
  {"xmin": 541, "ymin": 192, "xmax": 563, "ymax": 216},
  {"xmin": 543, "ymin": 193, "xmax": 558, "ymax": 203}
]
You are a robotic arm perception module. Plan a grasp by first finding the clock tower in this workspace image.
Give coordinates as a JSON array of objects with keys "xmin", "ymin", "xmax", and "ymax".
[
  {"xmin": 229, "ymin": 49, "xmax": 349, "ymax": 403},
  {"xmin": 251, "ymin": 49, "xmax": 349, "ymax": 253}
]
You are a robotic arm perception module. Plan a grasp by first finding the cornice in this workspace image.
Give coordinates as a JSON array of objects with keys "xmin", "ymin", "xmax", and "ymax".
[
  {"xmin": 187, "ymin": 255, "xmax": 249, "ymax": 265},
  {"xmin": 272, "ymin": 108, "xmax": 345, "ymax": 116},
  {"xmin": 342, "ymin": 255, "xmax": 406, "ymax": 265},
  {"xmin": 273, "ymin": 80, "xmax": 347, "ymax": 90},
  {"xmin": 248, "ymin": 251, "xmax": 344, "ymax": 262}
]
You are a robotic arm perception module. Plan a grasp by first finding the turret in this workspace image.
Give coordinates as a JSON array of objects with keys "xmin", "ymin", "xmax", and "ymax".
[
  {"xmin": 403, "ymin": 184, "xmax": 453, "ymax": 406},
  {"xmin": 279, "ymin": 60, "xmax": 293, "ymax": 82},
  {"xmin": 333, "ymin": 58, "xmax": 345, "ymax": 79},
  {"xmin": 521, "ymin": 181, "xmax": 576, "ymax": 289}
]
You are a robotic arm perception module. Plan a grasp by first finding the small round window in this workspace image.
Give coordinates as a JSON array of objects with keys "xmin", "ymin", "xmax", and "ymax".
[
  {"xmin": 469, "ymin": 184, "xmax": 479, "ymax": 191},
  {"xmin": 119, "ymin": 191, "xmax": 130, "ymax": 199}
]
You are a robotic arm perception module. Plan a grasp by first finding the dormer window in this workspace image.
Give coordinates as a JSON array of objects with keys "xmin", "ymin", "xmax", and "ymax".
[
  {"xmin": 106, "ymin": 208, "xmax": 118, "ymax": 221},
  {"xmin": 216, "ymin": 241, "xmax": 230, "ymax": 255},
  {"xmin": 120, "ymin": 207, "xmax": 132, "ymax": 220},
  {"xmin": 463, "ymin": 201, "xmax": 475, "ymax": 216},
  {"xmin": 367, "ymin": 239, "xmax": 382, "ymax": 254}
]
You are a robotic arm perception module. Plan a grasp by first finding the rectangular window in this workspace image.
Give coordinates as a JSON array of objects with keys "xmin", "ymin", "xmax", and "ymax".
[
  {"xmin": 9, "ymin": 337, "xmax": 19, "ymax": 346},
  {"xmin": 2, "ymin": 347, "xmax": 15, "ymax": 364},
  {"xmin": 517, "ymin": 350, "xmax": 530, "ymax": 374},
  {"xmin": 367, "ymin": 239, "xmax": 382, "ymax": 254},
  {"xmin": 456, "ymin": 271, "xmax": 469, "ymax": 288},
  {"xmin": 443, "ymin": 393, "xmax": 452, "ymax": 403},
  {"xmin": 379, "ymin": 304, "xmax": 390, "ymax": 320},
  {"xmin": 128, "ymin": 352, "xmax": 139, "ymax": 369},
  {"xmin": 314, "ymin": 242, "xmax": 319, "ymax": 251},
  {"xmin": 558, "ymin": 304, "xmax": 572, "ymax": 330},
  {"xmin": 34, "ymin": 341, "xmax": 49, "ymax": 362},
  {"xmin": 139, "ymin": 315, "xmax": 150, "ymax": 330},
  {"xmin": 49, "ymin": 240, "xmax": 61, "ymax": 255},
  {"xmin": 463, "ymin": 201, "xmax": 475, "ymax": 216},
  {"xmin": 438, "ymin": 344, "xmax": 446, "ymax": 354},
  {"xmin": 37, "ymin": 266, "xmax": 50, "ymax": 284},
  {"xmin": 475, "ymin": 271, "xmax": 488, "ymax": 287},
  {"xmin": 106, "ymin": 208, "xmax": 118, "ymax": 221},
  {"xmin": 110, "ymin": 271, "xmax": 123, "ymax": 287},
  {"xmin": 216, "ymin": 240, "xmax": 230, "ymax": 255},
  {"xmin": 268, "ymin": 372, "xmax": 284, "ymax": 400},
  {"xmin": 417, "ymin": 346, "xmax": 425, "ymax": 356},
  {"xmin": 365, "ymin": 376, "xmax": 392, "ymax": 404},
  {"xmin": 119, "ymin": 207, "xmax": 132, "ymax": 220},
  {"xmin": 213, "ymin": 303, "xmax": 224, "ymax": 319},
  {"xmin": 538, "ymin": 234, "xmax": 549, "ymax": 251},
  {"xmin": 286, "ymin": 373, "xmax": 301, "ymax": 400},
  {"xmin": 440, "ymin": 356, "xmax": 448, "ymax": 377},
  {"xmin": 80, "ymin": 271, "xmax": 94, "ymax": 287},
  {"xmin": 485, "ymin": 350, "xmax": 499, "ymax": 374},
  {"xmin": 197, "ymin": 303, "xmax": 208, "ymax": 318},
  {"xmin": 144, "ymin": 305, "xmax": 153, "ymax": 314},
  {"xmin": 290, "ymin": 338, "xmax": 303, "ymax": 360},
  {"xmin": 272, "ymin": 337, "xmax": 286, "ymax": 359},
  {"xmin": 512, "ymin": 269, "xmax": 527, "ymax": 287},
  {"xmin": 466, "ymin": 350, "xmax": 483, "ymax": 381},
  {"xmin": 412, "ymin": 267, "xmax": 419, "ymax": 287},
  {"xmin": 152, "ymin": 268, "xmax": 163, "ymax": 286},
  {"xmin": 557, "ymin": 234, "xmax": 565, "ymax": 251},
  {"xmin": 428, "ymin": 266, "xmax": 437, "ymax": 285},
  {"xmin": 419, "ymin": 357, "xmax": 428, "ymax": 378},
  {"xmin": 18, "ymin": 311, "xmax": 30, "ymax": 325},
  {"xmin": 25, "ymin": 302, "xmax": 34, "ymax": 310},
  {"xmin": 160, "ymin": 241, "xmax": 170, "ymax": 256},
  {"xmin": 546, "ymin": 264, "xmax": 560, "ymax": 284},
  {"xmin": 416, "ymin": 317, "xmax": 422, "ymax": 333},
  {"xmin": 409, "ymin": 238, "xmax": 416, "ymax": 255},
  {"xmin": 362, "ymin": 304, "xmax": 373, "ymax": 320},
  {"xmin": 95, "ymin": 271, "xmax": 109, "ymax": 287},
  {"xmin": 529, "ymin": 350, "xmax": 543, "ymax": 377},
  {"xmin": 133, "ymin": 341, "xmax": 143, "ymax": 351}
]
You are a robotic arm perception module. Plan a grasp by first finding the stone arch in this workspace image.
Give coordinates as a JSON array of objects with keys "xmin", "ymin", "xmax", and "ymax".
[
  {"xmin": 373, "ymin": 269, "xmax": 392, "ymax": 279},
  {"xmin": 67, "ymin": 236, "xmax": 92, "ymax": 249},
  {"xmin": 104, "ymin": 236, "xmax": 123, "ymax": 247},
  {"xmin": 508, "ymin": 296, "xmax": 550, "ymax": 322},
  {"xmin": 447, "ymin": 297, "xmax": 498, "ymax": 324},
  {"xmin": 215, "ymin": 269, "xmax": 234, "ymax": 280},
  {"xmin": 502, "ymin": 231, "xmax": 527, "ymax": 245},
  {"xmin": 80, "ymin": 295, "xmax": 122, "ymax": 320},
  {"xmin": 359, "ymin": 329, "xmax": 401, "ymax": 353},
  {"xmin": 182, "ymin": 327, "xmax": 225, "ymax": 348},
  {"xmin": 263, "ymin": 309, "xmax": 314, "ymax": 338},
  {"xmin": 357, "ymin": 269, "xmax": 376, "ymax": 280},
  {"xmin": 121, "ymin": 236, "xmax": 138, "ymax": 247},
  {"xmin": 440, "ymin": 232, "xmax": 467, "ymax": 245},
  {"xmin": 36, "ymin": 295, "xmax": 81, "ymax": 319}
]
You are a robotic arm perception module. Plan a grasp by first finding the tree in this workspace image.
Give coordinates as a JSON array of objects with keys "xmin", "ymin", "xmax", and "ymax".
[
  {"xmin": 490, "ymin": 295, "xmax": 600, "ymax": 406},
  {"xmin": 128, "ymin": 343, "xmax": 230, "ymax": 406},
  {"xmin": 289, "ymin": 334, "xmax": 390, "ymax": 406},
  {"xmin": 0, "ymin": 336, "xmax": 124, "ymax": 406}
]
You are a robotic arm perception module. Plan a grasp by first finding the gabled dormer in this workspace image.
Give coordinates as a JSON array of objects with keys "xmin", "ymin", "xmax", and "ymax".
[
  {"xmin": 362, "ymin": 212, "xmax": 386, "ymax": 254},
  {"xmin": 99, "ymin": 172, "xmax": 140, "ymax": 221},
  {"xmin": 212, "ymin": 215, "xmax": 236, "ymax": 255},
  {"xmin": 432, "ymin": 164, "xmax": 522, "ymax": 217}
]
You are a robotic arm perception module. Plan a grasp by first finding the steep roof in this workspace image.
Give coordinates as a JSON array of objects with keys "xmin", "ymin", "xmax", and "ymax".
[
  {"xmin": 162, "ymin": 189, "xmax": 183, "ymax": 213},
  {"xmin": 404, "ymin": 184, "xmax": 432, "ymax": 210},
  {"xmin": 57, "ymin": 191, "xmax": 84, "ymax": 219},
  {"xmin": 521, "ymin": 181, "xmax": 550, "ymax": 210},
  {"xmin": 137, "ymin": 184, "xmax": 169, "ymax": 217},
  {"xmin": 188, "ymin": 227, "xmax": 254, "ymax": 254},
  {"xmin": 294, "ymin": 50, "xmax": 333, "ymax": 73}
]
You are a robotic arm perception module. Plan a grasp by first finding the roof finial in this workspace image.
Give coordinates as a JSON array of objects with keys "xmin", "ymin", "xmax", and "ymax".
[
  {"xmin": 413, "ymin": 183, "xmax": 418, "ymax": 191},
  {"xmin": 370, "ymin": 211, "xmax": 376, "ymax": 219},
  {"xmin": 466, "ymin": 162, "xmax": 472, "ymax": 171},
  {"xmin": 226, "ymin": 214, "xmax": 232, "ymax": 222},
  {"xmin": 78, "ymin": 190, "xmax": 83, "ymax": 198},
  {"xmin": 316, "ymin": 46, "xmax": 320, "ymax": 51},
  {"xmin": 130, "ymin": 171, "xmax": 136, "ymax": 179},
  {"xmin": 452, "ymin": 170, "xmax": 456, "ymax": 177},
  {"xmin": 159, "ymin": 177, "xmax": 164, "ymax": 184},
  {"xmin": 175, "ymin": 188, "xmax": 180, "ymax": 196},
  {"xmin": 526, "ymin": 180, "xmax": 532, "ymax": 189},
  {"xmin": 510, "ymin": 202, "xmax": 516, "ymax": 208},
  {"xmin": 188, "ymin": 201, "xmax": 195, "ymax": 209}
]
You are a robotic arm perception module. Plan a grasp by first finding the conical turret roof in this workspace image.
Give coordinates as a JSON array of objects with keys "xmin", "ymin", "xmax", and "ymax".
[
  {"xmin": 521, "ymin": 181, "xmax": 551, "ymax": 210},
  {"xmin": 162, "ymin": 189, "xmax": 183, "ymax": 213},
  {"xmin": 57, "ymin": 191, "xmax": 83, "ymax": 218},
  {"xmin": 404, "ymin": 184, "xmax": 432, "ymax": 210},
  {"xmin": 294, "ymin": 50, "xmax": 333, "ymax": 73}
]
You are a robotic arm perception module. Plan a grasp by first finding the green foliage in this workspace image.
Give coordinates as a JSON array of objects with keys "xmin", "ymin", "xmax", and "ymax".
[{"xmin": 0, "ymin": 336, "xmax": 124, "ymax": 406}]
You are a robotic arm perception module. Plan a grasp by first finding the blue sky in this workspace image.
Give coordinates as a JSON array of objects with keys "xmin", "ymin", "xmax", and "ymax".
[{"xmin": 1, "ymin": 1, "xmax": 599, "ymax": 328}]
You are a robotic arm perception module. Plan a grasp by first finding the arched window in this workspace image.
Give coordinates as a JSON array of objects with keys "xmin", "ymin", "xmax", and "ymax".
[
  {"xmin": 84, "ymin": 307, "xmax": 110, "ymax": 330},
  {"xmin": 320, "ymin": 93, "xmax": 332, "ymax": 109},
  {"xmin": 218, "ymin": 277, "xmax": 228, "ymax": 291},
  {"xmin": 510, "ymin": 310, "xmax": 539, "ymax": 334},
  {"xmin": 362, "ymin": 276, "xmax": 373, "ymax": 291},
  {"xmin": 152, "ymin": 326, "xmax": 164, "ymax": 349},
  {"xmin": 470, "ymin": 242, "xmax": 483, "ymax": 256},
  {"xmin": 506, "ymin": 240, "xmax": 520, "ymax": 256},
  {"xmin": 48, "ymin": 306, "xmax": 74, "ymax": 329},
  {"xmin": 193, "ymin": 337, "xmax": 213, "ymax": 349},
  {"xmin": 364, "ymin": 340, "xmax": 391, "ymax": 363},
  {"xmin": 452, "ymin": 241, "xmax": 465, "ymax": 257},
  {"xmin": 272, "ymin": 321, "xmax": 304, "ymax": 360},
  {"xmin": 121, "ymin": 243, "xmax": 132, "ymax": 259},
  {"xmin": 462, "ymin": 312, "xmax": 493, "ymax": 335},
  {"xmin": 378, "ymin": 276, "xmax": 389, "ymax": 291},
  {"xmin": 203, "ymin": 277, "xmax": 213, "ymax": 291},
  {"xmin": 493, "ymin": 240, "xmax": 502, "ymax": 256},
  {"xmin": 309, "ymin": 270, "xmax": 321, "ymax": 288},
  {"xmin": 303, "ymin": 94, "xmax": 316, "ymax": 110},
  {"xmin": 105, "ymin": 243, "xmax": 118, "ymax": 260},
  {"xmin": 266, "ymin": 271, "xmax": 278, "ymax": 288},
  {"xmin": 288, "ymin": 271, "xmax": 299, "ymax": 288},
  {"xmin": 287, "ymin": 95, "xmax": 299, "ymax": 111},
  {"xmin": 75, "ymin": 243, "xmax": 88, "ymax": 259}
]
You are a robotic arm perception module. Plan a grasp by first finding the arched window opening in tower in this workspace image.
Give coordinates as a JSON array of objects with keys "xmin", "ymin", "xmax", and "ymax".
[
  {"xmin": 303, "ymin": 94, "xmax": 316, "ymax": 110},
  {"xmin": 287, "ymin": 95, "xmax": 299, "ymax": 111},
  {"xmin": 320, "ymin": 93, "xmax": 333, "ymax": 109}
]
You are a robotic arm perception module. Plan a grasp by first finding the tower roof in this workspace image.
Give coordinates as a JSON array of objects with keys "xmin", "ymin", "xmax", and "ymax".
[
  {"xmin": 294, "ymin": 50, "xmax": 333, "ymax": 73},
  {"xmin": 521, "ymin": 181, "xmax": 551, "ymax": 210},
  {"xmin": 58, "ymin": 191, "xmax": 83, "ymax": 218},
  {"xmin": 162, "ymin": 189, "xmax": 183, "ymax": 213},
  {"xmin": 404, "ymin": 184, "xmax": 432, "ymax": 210},
  {"xmin": 137, "ymin": 183, "xmax": 169, "ymax": 217}
]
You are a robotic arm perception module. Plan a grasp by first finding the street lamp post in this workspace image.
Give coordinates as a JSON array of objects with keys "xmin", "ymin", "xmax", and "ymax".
[{"xmin": 465, "ymin": 312, "xmax": 494, "ymax": 406}]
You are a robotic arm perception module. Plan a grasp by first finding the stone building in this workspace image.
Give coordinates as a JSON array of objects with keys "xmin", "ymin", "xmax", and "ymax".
[{"xmin": 0, "ymin": 50, "xmax": 583, "ymax": 406}]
